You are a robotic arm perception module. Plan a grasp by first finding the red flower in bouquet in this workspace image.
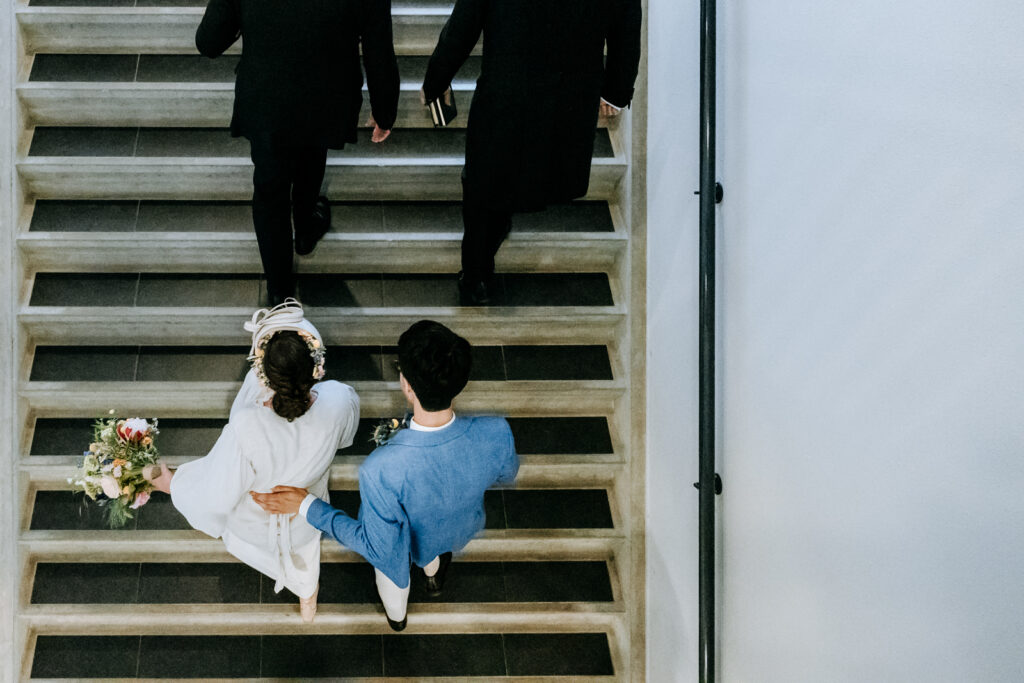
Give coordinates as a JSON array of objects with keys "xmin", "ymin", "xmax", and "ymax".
[{"xmin": 116, "ymin": 418, "xmax": 152, "ymax": 443}]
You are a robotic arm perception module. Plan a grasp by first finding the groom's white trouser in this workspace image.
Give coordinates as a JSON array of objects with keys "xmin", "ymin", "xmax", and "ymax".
[{"xmin": 375, "ymin": 555, "xmax": 442, "ymax": 621}]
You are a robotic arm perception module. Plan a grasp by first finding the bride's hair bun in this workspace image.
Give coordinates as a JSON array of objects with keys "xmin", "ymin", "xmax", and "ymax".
[{"xmin": 262, "ymin": 331, "xmax": 317, "ymax": 421}]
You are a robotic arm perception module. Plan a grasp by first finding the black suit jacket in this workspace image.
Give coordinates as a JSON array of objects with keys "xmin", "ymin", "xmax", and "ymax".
[
  {"xmin": 422, "ymin": 0, "xmax": 641, "ymax": 211},
  {"xmin": 197, "ymin": 0, "xmax": 400, "ymax": 149}
]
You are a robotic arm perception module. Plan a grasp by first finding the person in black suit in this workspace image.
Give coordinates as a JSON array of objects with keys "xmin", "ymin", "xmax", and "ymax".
[
  {"xmin": 421, "ymin": 0, "xmax": 641, "ymax": 305},
  {"xmin": 197, "ymin": 0, "xmax": 400, "ymax": 305}
]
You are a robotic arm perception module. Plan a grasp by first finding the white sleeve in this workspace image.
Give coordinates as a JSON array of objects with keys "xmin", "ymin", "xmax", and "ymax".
[
  {"xmin": 169, "ymin": 422, "xmax": 255, "ymax": 538},
  {"xmin": 299, "ymin": 493, "xmax": 319, "ymax": 518},
  {"xmin": 336, "ymin": 384, "xmax": 361, "ymax": 450}
]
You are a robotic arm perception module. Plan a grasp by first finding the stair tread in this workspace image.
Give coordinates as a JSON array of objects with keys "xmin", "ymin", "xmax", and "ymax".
[
  {"xmin": 28, "ymin": 343, "xmax": 613, "ymax": 383},
  {"xmin": 31, "ymin": 631, "xmax": 615, "ymax": 679},
  {"xmin": 26, "ymin": 127, "xmax": 616, "ymax": 159},
  {"xmin": 29, "ymin": 415, "xmax": 615, "ymax": 457},
  {"xmin": 27, "ymin": 272, "xmax": 617, "ymax": 308},
  {"xmin": 21, "ymin": 529, "xmax": 624, "ymax": 565},
  {"xmin": 27, "ymin": 54, "xmax": 481, "ymax": 84},
  {"xmin": 31, "ymin": 559, "xmax": 615, "ymax": 604},
  {"xmin": 29, "ymin": 488, "xmax": 616, "ymax": 532},
  {"xmin": 24, "ymin": 198, "xmax": 616, "ymax": 233}
]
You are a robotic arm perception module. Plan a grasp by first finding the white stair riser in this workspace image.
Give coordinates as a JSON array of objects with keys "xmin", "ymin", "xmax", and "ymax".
[
  {"xmin": 18, "ymin": 161, "xmax": 626, "ymax": 201},
  {"xmin": 19, "ymin": 11, "xmax": 466, "ymax": 56},
  {"xmin": 19, "ymin": 233, "xmax": 624, "ymax": 274},
  {"xmin": 22, "ymin": 532, "xmax": 623, "ymax": 563},
  {"xmin": 20, "ymin": 86, "xmax": 476, "ymax": 129},
  {"xmin": 21, "ymin": 381, "xmax": 625, "ymax": 417},
  {"xmin": 19, "ymin": 307, "xmax": 625, "ymax": 346}
]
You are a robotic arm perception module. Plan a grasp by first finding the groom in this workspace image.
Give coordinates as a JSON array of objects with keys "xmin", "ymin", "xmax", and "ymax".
[{"xmin": 252, "ymin": 320, "xmax": 519, "ymax": 630}]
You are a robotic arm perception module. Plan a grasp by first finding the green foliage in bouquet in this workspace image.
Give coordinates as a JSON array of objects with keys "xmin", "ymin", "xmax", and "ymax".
[{"xmin": 72, "ymin": 412, "xmax": 161, "ymax": 528}]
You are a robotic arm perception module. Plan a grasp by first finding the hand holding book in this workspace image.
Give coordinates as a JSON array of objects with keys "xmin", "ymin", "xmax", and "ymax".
[{"xmin": 422, "ymin": 87, "xmax": 457, "ymax": 128}]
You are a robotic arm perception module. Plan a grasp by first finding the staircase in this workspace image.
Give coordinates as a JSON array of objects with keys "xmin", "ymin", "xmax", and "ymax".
[{"xmin": 11, "ymin": 0, "xmax": 646, "ymax": 679}]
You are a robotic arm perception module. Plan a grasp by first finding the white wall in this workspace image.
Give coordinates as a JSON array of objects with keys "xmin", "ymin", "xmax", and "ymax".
[
  {"xmin": 645, "ymin": 0, "xmax": 701, "ymax": 679},
  {"xmin": 647, "ymin": 1, "xmax": 1024, "ymax": 681}
]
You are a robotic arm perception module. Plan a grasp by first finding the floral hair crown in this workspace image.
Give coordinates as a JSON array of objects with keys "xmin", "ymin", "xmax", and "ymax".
[{"xmin": 244, "ymin": 298, "xmax": 326, "ymax": 389}]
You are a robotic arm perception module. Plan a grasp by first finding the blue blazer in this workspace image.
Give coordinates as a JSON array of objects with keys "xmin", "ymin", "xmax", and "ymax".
[{"xmin": 305, "ymin": 415, "xmax": 519, "ymax": 588}]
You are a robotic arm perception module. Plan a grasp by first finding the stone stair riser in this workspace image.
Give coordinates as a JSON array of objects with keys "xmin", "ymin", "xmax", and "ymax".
[
  {"xmin": 18, "ymin": 161, "xmax": 626, "ymax": 201},
  {"xmin": 19, "ymin": 10, "xmax": 468, "ymax": 57}
]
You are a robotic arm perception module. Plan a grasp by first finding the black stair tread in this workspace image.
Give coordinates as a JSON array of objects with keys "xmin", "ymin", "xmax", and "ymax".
[
  {"xmin": 31, "ymin": 633, "xmax": 613, "ymax": 678},
  {"xmin": 32, "ymin": 560, "xmax": 613, "ymax": 604},
  {"xmin": 29, "ymin": 53, "xmax": 482, "ymax": 85},
  {"xmin": 27, "ymin": 126, "xmax": 615, "ymax": 159},
  {"xmin": 29, "ymin": 0, "xmax": 450, "ymax": 6},
  {"xmin": 32, "ymin": 416, "xmax": 613, "ymax": 456},
  {"xmin": 29, "ymin": 344, "xmax": 612, "ymax": 382},
  {"xmin": 29, "ymin": 272, "xmax": 615, "ymax": 308},
  {"xmin": 29, "ymin": 488, "xmax": 614, "ymax": 531},
  {"xmin": 28, "ymin": 199, "xmax": 614, "ymax": 233}
]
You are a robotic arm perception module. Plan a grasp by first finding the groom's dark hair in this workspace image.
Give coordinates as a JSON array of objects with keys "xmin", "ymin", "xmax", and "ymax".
[{"xmin": 398, "ymin": 320, "xmax": 472, "ymax": 411}]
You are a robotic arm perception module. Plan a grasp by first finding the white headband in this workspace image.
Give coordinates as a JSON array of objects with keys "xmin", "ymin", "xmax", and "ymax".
[{"xmin": 244, "ymin": 298, "xmax": 326, "ymax": 385}]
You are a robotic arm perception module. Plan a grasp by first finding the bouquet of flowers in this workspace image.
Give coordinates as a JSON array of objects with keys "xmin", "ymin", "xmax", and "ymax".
[{"xmin": 71, "ymin": 412, "xmax": 161, "ymax": 528}]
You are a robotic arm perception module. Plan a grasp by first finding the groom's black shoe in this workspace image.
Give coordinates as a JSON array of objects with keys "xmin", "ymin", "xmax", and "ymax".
[
  {"xmin": 386, "ymin": 614, "xmax": 407, "ymax": 632},
  {"xmin": 295, "ymin": 196, "xmax": 331, "ymax": 256},
  {"xmin": 424, "ymin": 552, "xmax": 453, "ymax": 597},
  {"xmin": 458, "ymin": 272, "xmax": 494, "ymax": 306}
]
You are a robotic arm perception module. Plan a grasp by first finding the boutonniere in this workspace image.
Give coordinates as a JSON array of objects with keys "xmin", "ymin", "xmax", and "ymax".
[{"xmin": 372, "ymin": 416, "xmax": 407, "ymax": 446}]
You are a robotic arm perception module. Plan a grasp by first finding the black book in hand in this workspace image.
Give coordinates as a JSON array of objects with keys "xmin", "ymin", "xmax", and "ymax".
[{"xmin": 428, "ymin": 89, "xmax": 457, "ymax": 127}]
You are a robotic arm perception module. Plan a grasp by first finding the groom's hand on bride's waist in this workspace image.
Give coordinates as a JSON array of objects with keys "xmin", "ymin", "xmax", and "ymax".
[{"xmin": 250, "ymin": 486, "xmax": 308, "ymax": 515}]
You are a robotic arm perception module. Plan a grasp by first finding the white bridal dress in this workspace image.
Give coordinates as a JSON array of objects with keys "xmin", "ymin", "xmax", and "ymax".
[{"xmin": 170, "ymin": 369, "xmax": 359, "ymax": 597}]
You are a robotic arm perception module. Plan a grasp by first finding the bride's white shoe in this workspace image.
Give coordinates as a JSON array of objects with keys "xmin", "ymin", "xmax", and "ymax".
[{"xmin": 300, "ymin": 586, "xmax": 319, "ymax": 623}]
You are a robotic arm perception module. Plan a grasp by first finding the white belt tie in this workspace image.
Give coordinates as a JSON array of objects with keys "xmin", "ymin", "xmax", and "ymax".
[{"xmin": 268, "ymin": 513, "xmax": 299, "ymax": 594}]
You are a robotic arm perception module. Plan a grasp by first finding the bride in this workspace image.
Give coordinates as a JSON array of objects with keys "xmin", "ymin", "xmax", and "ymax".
[{"xmin": 145, "ymin": 300, "xmax": 359, "ymax": 622}]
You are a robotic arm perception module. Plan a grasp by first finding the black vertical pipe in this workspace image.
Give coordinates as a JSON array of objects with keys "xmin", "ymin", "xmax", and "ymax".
[{"xmin": 697, "ymin": 0, "xmax": 718, "ymax": 680}]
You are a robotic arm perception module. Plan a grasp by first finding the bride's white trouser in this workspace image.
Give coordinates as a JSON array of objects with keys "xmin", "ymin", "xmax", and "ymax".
[{"xmin": 375, "ymin": 555, "xmax": 441, "ymax": 620}]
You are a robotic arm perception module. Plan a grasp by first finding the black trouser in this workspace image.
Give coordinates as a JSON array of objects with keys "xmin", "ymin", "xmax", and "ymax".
[
  {"xmin": 461, "ymin": 181, "xmax": 512, "ymax": 280},
  {"xmin": 249, "ymin": 136, "xmax": 328, "ymax": 298}
]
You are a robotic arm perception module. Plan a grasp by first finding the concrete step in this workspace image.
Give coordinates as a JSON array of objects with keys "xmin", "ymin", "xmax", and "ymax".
[
  {"xmin": 29, "ymin": 559, "xmax": 617, "ymax": 605},
  {"xmin": 21, "ymin": 81, "xmax": 478, "ymax": 129},
  {"xmin": 18, "ymin": 6, "xmax": 466, "ymax": 56},
  {"xmin": 20, "ymin": 157, "xmax": 625, "ymax": 201},
  {"xmin": 27, "ymin": 631, "xmax": 618, "ymax": 680},
  {"xmin": 26, "ymin": 270, "xmax": 617, "ymax": 310},
  {"xmin": 22, "ymin": 54, "xmax": 491, "ymax": 128},
  {"xmin": 21, "ymin": 529, "xmax": 623, "ymax": 563},
  {"xmin": 27, "ymin": 53, "xmax": 480, "ymax": 83},
  {"xmin": 28, "ymin": 414, "xmax": 617, "ymax": 457},
  {"xmin": 19, "ymin": 231, "xmax": 626, "ymax": 273},
  {"xmin": 20, "ymin": 380, "xmax": 626, "ymax": 417},
  {"xmin": 22, "ymin": 603, "xmax": 621, "ymax": 635},
  {"xmin": 19, "ymin": 126, "xmax": 623, "ymax": 199},
  {"xmin": 20, "ymin": 305, "xmax": 625, "ymax": 345},
  {"xmin": 23, "ymin": 453, "xmax": 620, "ymax": 488}
]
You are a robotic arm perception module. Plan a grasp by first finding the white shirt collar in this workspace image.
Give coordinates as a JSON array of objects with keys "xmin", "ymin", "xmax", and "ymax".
[{"xmin": 409, "ymin": 412, "xmax": 456, "ymax": 432}]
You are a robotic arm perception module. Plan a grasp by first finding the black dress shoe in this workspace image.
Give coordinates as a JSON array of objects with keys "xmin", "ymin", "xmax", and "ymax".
[
  {"xmin": 458, "ymin": 272, "xmax": 493, "ymax": 306},
  {"xmin": 424, "ymin": 551, "xmax": 453, "ymax": 597},
  {"xmin": 295, "ymin": 196, "xmax": 331, "ymax": 256},
  {"xmin": 386, "ymin": 614, "xmax": 408, "ymax": 632}
]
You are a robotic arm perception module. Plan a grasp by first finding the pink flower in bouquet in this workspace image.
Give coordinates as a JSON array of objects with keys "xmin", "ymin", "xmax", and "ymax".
[
  {"xmin": 117, "ymin": 418, "xmax": 151, "ymax": 443},
  {"xmin": 99, "ymin": 476, "xmax": 121, "ymax": 499},
  {"xmin": 130, "ymin": 491, "xmax": 151, "ymax": 509}
]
